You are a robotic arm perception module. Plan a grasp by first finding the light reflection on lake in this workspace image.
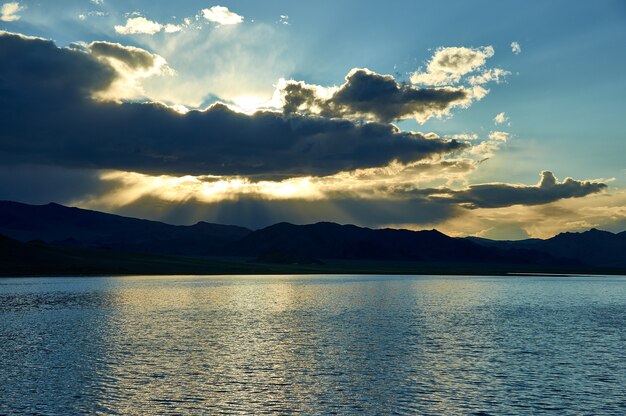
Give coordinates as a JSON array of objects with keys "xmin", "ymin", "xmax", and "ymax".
[{"xmin": 1, "ymin": 274, "xmax": 625, "ymax": 415}]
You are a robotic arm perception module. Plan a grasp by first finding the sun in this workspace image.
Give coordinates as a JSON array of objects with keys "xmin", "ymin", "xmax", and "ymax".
[{"xmin": 232, "ymin": 95, "xmax": 269, "ymax": 113}]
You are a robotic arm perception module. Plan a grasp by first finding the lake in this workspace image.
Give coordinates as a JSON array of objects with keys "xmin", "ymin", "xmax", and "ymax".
[{"xmin": 0, "ymin": 274, "xmax": 624, "ymax": 415}]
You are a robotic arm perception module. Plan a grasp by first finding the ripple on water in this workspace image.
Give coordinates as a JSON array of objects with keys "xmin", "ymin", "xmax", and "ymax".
[{"xmin": 0, "ymin": 275, "xmax": 625, "ymax": 415}]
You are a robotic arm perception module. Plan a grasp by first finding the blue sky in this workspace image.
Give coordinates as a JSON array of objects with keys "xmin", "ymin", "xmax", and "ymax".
[{"xmin": 1, "ymin": 1, "xmax": 625, "ymax": 238}]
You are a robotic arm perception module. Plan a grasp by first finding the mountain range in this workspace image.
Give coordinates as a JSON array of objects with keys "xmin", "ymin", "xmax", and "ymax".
[{"xmin": 1, "ymin": 200, "xmax": 624, "ymax": 276}]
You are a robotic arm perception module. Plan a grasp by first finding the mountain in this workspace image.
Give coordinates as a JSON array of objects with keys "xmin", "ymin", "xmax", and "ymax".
[
  {"xmin": 0, "ymin": 201, "xmax": 251, "ymax": 256},
  {"xmin": 468, "ymin": 228, "xmax": 626, "ymax": 268},
  {"xmin": 228, "ymin": 222, "xmax": 573, "ymax": 266},
  {"xmin": 0, "ymin": 200, "xmax": 624, "ymax": 276},
  {"xmin": 0, "ymin": 233, "xmax": 304, "ymax": 276}
]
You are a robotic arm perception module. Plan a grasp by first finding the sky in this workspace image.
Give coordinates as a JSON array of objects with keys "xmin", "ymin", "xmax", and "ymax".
[{"xmin": 1, "ymin": 0, "xmax": 625, "ymax": 239}]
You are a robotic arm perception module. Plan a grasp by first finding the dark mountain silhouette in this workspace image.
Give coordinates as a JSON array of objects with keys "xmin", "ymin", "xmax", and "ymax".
[
  {"xmin": 0, "ymin": 200, "xmax": 624, "ymax": 276},
  {"xmin": 0, "ymin": 233, "xmax": 302, "ymax": 276},
  {"xmin": 226, "ymin": 221, "xmax": 570, "ymax": 265},
  {"xmin": 0, "ymin": 201, "xmax": 251, "ymax": 256},
  {"xmin": 468, "ymin": 228, "xmax": 626, "ymax": 268}
]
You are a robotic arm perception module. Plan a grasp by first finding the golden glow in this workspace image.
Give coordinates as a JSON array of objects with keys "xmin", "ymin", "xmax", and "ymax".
[
  {"xmin": 74, "ymin": 158, "xmax": 476, "ymax": 210},
  {"xmin": 422, "ymin": 190, "xmax": 626, "ymax": 239},
  {"xmin": 232, "ymin": 95, "xmax": 270, "ymax": 113},
  {"xmin": 85, "ymin": 171, "xmax": 326, "ymax": 207}
]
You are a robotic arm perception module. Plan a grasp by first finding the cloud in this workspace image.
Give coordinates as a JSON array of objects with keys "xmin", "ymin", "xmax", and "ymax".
[
  {"xmin": 201, "ymin": 6, "xmax": 243, "ymax": 25},
  {"xmin": 0, "ymin": 31, "xmax": 466, "ymax": 178},
  {"xmin": 138, "ymin": 18, "xmax": 292, "ymax": 108},
  {"xmin": 493, "ymin": 112, "xmax": 508, "ymax": 124},
  {"xmin": 1, "ymin": 2, "xmax": 23, "ymax": 22},
  {"xmin": 511, "ymin": 41, "xmax": 522, "ymax": 55},
  {"xmin": 78, "ymin": 11, "xmax": 107, "ymax": 21},
  {"xmin": 278, "ymin": 68, "xmax": 479, "ymax": 123},
  {"xmin": 69, "ymin": 40, "xmax": 172, "ymax": 100},
  {"xmin": 487, "ymin": 131, "xmax": 509, "ymax": 141},
  {"xmin": 115, "ymin": 17, "xmax": 163, "ymax": 35},
  {"xmin": 164, "ymin": 23, "xmax": 183, "ymax": 33},
  {"xmin": 429, "ymin": 171, "xmax": 607, "ymax": 209},
  {"xmin": 434, "ymin": 190, "xmax": 626, "ymax": 239},
  {"xmin": 410, "ymin": 46, "xmax": 495, "ymax": 86},
  {"xmin": 71, "ymin": 169, "xmax": 608, "ymax": 232},
  {"xmin": 467, "ymin": 68, "xmax": 510, "ymax": 85},
  {"xmin": 87, "ymin": 41, "xmax": 167, "ymax": 72},
  {"xmin": 462, "ymin": 131, "xmax": 510, "ymax": 159}
]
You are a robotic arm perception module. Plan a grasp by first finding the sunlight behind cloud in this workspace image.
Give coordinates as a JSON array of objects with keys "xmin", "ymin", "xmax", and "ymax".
[
  {"xmin": 140, "ymin": 21, "xmax": 293, "ymax": 108},
  {"xmin": 232, "ymin": 95, "xmax": 271, "ymax": 113}
]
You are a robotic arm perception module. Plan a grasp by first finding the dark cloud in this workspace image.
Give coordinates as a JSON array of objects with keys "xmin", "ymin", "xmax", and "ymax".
[
  {"xmin": 281, "ymin": 68, "xmax": 470, "ymax": 123},
  {"xmin": 0, "ymin": 32, "xmax": 466, "ymax": 178},
  {"xmin": 419, "ymin": 171, "xmax": 607, "ymax": 208},
  {"xmin": 87, "ymin": 41, "xmax": 163, "ymax": 71},
  {"xmin": 0, "ymin": 32, "xmax": 116, "ymax": 103},
  {"xmin": 0, "ymin": 164, "xmax": 107, "ymax": 205}
]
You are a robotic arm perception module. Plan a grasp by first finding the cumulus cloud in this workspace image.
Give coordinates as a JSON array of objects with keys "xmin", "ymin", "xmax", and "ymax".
[
  {"xmin": 0, "ymin": 31, "xmax": 466, "ymax": 178},
  {"xmin": 202, "ymin": 6, "xmax": 243, "ymax": 25},
  {"xmin": 278, "ymin": 68, "xmax": 480, "ymax": 123},
  {"xmin": 1, "ymin": 2, "xmax": 23, "ymax": 22},
  {"xmin": 511, "ymin": 41, "xmax": 522, "ymax": 55},
  {"xmin": 494, "ymin": 112, "xmax": 508, "ymax": 124},
  {"xmin": 428, "ymin": 171, "xmax": 607, "ymax": 209},
  {"xmin": 115, "ymin": 16, "xmax": 163, "ymax": 35},
  {"xmin": 411, "ymin": 46, "xmax": 495, "ymax": 86}
]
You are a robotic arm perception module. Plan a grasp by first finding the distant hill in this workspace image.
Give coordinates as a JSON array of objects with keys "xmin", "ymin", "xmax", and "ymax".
[
  {"xmin": 0, "ymin": 233, "xmax": 309, "ymax": 276},
  {"xmin": 0, "ymin": 201, "xmax": 251, "ymax": 256},
  {"xmin": 468, "ymin": 228, "xmax": 626, "ymax": 268},
  {"xmin": 0, "ymin": 200, "xmax": 624, "ymax": 276},
  {"xmin": 226, "ymin": 221, "xmax": 571, "ymax": 266}
]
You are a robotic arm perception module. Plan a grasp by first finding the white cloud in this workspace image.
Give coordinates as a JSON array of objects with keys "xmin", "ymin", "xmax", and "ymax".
[
  {"xmin": 201, "ymin": 6, "xmax": 243, "ymax": 25},
  {"xmin": 279, "ymin": 15, "xmax": 289, "ymax": 25},
  {"xmin": 493, "ymin": 112, "xmax": 508, "ymax": 125},
  {"xmin": 90, "ymin": 0, "xmax": 104, "ymax": 4},
  {"xmin": 488, "ymin": 131, "xmax": 510, "ymax": 141},
  {"xmin": 164, "ymin": 23, "xmax": 183, "ymax": 33},
  {"xmin": 467, "ymin": 68, "xmax": 510, "ymax": 85},
  {"xmin": 1, "ymin": 2, "xmax": 24, "ymax": 22},
  {"xmin": 511, "ymin": 41, "xmax": 522, "ymax": 55},
  {"xmin": 78, "ymin": 10, "xmax": 107, "ymax": 21},
  {"xmin": 452, "ymin": 133, "xmax": 479, "ymax": 141},
  {"xmin": 410, "ymin": 46, "xmax": 494, "ymax": 86},
  {"xmin": 465, "ymin": 131, "xmax": 510, "ymax": 159},
  {"xmin": 115, "ymin": 16, "xmax": 163, "ymax": 35}
]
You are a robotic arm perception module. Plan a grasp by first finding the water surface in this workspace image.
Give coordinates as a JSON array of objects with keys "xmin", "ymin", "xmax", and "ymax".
[{"xmin": 1, "ymin": 274, "xmax": 624, "ymax": 415}]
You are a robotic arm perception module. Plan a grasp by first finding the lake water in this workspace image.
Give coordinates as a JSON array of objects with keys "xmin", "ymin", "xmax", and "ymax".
[{"xmin": 0, "ymin": 274, "xmax": 624, "ymax": 415}]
